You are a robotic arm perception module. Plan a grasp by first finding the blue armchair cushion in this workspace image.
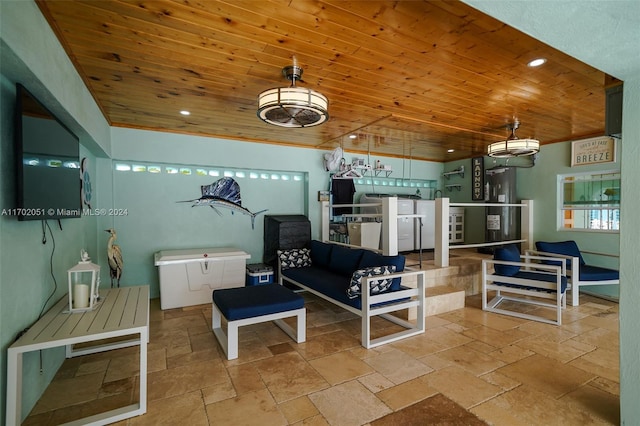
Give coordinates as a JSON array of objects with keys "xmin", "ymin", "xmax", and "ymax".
[
  {"xmin": 310, "ymin": 240, "xmax": 333, "ymax": 268},
  {"xmin": 358, "ymin": 250, "xmax": 405, "ymax": 291},
  {"xmin": 536, "ymin": 240, "xmax": 585, "ymax": 268},
  {"xmin": 579, "ymin": 264, "xmax": 619, "ymax": 281},
  {"xmin": 497, "ymin": 270, "xmax": 568, "ymax": 294},
  {"xmin": 493, "ymin": 244, "xmax": 521, "ymax": 276},
  {"xmin": 278, "ymin": 248, "xmax": 311, "ymax": 270},
  {"xmin": 329, "ymin": 245, "xmax": 365, "ymax": 276},
  {"xmin": 347, "ymin": 265, "xmax": 396, "ymax": 299}
]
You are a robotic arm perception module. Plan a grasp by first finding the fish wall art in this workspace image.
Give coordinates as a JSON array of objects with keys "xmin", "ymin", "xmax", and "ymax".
[{"xmin": 178, "ymin": 177, "xmax": 267, "ymax": 229}]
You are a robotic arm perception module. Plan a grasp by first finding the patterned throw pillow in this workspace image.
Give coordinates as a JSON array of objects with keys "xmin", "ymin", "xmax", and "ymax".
[
  {"xmin": 346, "ymin": 265, "xmax": 396, "ymax": 299},
  {"xmin": 277, "ymin": 248, "xmax": 312, "ymax": 270}
]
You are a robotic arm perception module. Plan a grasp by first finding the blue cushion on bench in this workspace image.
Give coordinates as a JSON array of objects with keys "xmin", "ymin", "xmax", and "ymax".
[
  {"xmin": 213, "ymin": 284, "xmax": 304, "ymax": 321},
  {"xmin": 536, "ymin": 241, "xmax": 585, "ymax": 269},
  {"xmin": 493, "ymin": 244, "xmax": 521, "ymax": 276},
  {"xmin": 579, "ymin": 264, "xmax": 619, "ymax": 281}
]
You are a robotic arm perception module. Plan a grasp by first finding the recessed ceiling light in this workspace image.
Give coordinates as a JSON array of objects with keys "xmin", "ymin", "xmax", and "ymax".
[
  {"xmin": 447, "ymin": 149, "xmax": 455, "ymax": 153},
  {"xmin": 180, "ymin": 110, "xmax": 191, "ymax": 116},
  {"xmin": 527, "ymin": 58, "xmax": 546, "ymax": 67},
  {"xmin": 349, "ymin": 134, "xmax": 357, "ymax": 139}
]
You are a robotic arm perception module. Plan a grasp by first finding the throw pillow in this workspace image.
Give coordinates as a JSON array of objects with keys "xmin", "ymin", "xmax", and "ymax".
[
  {"xmin": 347, "ymin": 265, "xmax": 396, "ymax": 299},
  {"xmin": 278, "ymin": 248, "xmax": 311, "ymax": 270},
  {"xmin": 358, "ymin": 250, "xmax": 405, "ymax": 291},
  {"xmin": 493, "ymin": 244, "xmax": 521, "ymax": 276}
]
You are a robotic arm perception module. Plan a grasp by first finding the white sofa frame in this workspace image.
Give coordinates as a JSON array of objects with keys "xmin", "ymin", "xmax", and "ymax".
[
  {"xmin": 279, "ymin": 265, "xmax": 426, "ymax": 348},
  {"xmin": 482, "ymin": 254, "xmax": 568, "ymax": 325},
  {"xmin": 526, "ymin": 249, "xmax": 619, "ymax": 306}
]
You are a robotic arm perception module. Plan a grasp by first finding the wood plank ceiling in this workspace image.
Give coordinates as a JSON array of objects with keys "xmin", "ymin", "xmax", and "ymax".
[{"xmin": 37, "ymin": 0, "xmax": 611, "ymax": 162}]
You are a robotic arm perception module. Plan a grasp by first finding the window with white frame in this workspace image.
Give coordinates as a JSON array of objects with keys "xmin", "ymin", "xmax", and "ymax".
[{"xmin": 558, "ymin": 171, "xmax": 620, "ymax": 232}]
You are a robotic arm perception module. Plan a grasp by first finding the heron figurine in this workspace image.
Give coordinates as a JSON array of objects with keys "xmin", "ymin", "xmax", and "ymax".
[{"xmin": 105, "ymin": 228, "xmax": 123, "ymax": 287}]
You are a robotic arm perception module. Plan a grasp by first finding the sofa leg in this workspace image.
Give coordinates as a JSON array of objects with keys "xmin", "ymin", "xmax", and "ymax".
[{"xmin": 361, "ymin": 317, "xmax": 371, "ymax": 349}]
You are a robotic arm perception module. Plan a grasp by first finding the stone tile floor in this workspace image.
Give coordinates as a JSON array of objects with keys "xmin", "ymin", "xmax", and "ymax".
[{"xmin": 24, "ymin": 285, "xmax": 619, "ymax": 425}]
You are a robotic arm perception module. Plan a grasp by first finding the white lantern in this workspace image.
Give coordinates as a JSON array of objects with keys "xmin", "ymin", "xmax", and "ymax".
[{"xmin": 67, "ymin": 250, "xmax": 101, "ymax": 313}]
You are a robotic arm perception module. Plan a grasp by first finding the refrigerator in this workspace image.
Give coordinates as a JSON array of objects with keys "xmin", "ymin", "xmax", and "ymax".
[
  {"xmin": 414, "ymin": 200, "xmax": 436, "ymax": 250},
  {"xmin": 358, "ymin": 194, "xmax": 415, "ymax": 252},
  {"xmin": 397, "ymin": 198, "xmax": 415, "ymax": 252}
]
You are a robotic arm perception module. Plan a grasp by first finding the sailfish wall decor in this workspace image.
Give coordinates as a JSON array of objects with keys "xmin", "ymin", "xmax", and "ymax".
[{"xmin": 178, "ymin": 177, "xmax": 267, "ymax": 229}]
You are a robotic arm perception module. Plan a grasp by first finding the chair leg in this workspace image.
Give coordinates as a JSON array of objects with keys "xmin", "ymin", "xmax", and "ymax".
[
  {"xmin": 227, "ymin": 322, "xmax": 239, "ymax": 360},
  {"xmin": 212, "ymin": 302, "xmax": 221, "ymax": 330},
  {"xmin": 296, "ymin": 309, "xmax": 306, "ymax": 343},
  {"xmin": 571, "ymin": 283, "xmax": 579, "ymax": 306}
]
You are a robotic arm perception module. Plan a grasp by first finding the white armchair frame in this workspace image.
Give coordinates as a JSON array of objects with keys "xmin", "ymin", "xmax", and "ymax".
[
  {"xmin": 482, "ymin": 253, "xmax": 568, "ymax": 325},
  {"xmin": 526, "ymin": 249, "xmax": 619, "ymax": 306}
]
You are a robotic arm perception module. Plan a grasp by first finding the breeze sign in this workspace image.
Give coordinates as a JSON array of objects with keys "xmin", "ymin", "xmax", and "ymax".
[{"xmin": 571, "ymin": 136, "xmax": 617, "ymax": 167}]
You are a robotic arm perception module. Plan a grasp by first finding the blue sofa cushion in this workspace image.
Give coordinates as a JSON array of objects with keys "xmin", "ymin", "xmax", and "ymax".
[
  {"xmin": 579, "ymin": 264, "xmax": 619, "ymax": 281},
  {"xmin": 493, "ymin": 244, "xmax": 521, "ymax": 276},
  {"xmin": 536, "ymin": 240, "xmax": 585, "ymax": 269},
  {"xmin": 283, "ymin": 266, "xmax": 357, "ymax": 306},
  {"xmin": 347, "ymin": 265, "xmax": 396, "ymax": 299},
  {"xmin": 496, "ymin": 270, "xmax": 568, "ymax": 294},
  {"xmin": 329, "ymin": 245, "xmax": 365, "ymax": 276},
  {"xmin": 310, "ymin": 240, "xmax": 333, "ymax": 268},
  {"xmin": 358, "ymin": 250, "xmax": 405, "ymax": 291},
  {"xmin": 282, "ymin": 266, "xmax": 408, "ymax": 310},
  {"xmin": 278, "ymin": 248, "xmax": 311, "ymax": 270},
  {"xmin": 213, "ymin": 284, "xmax": 304, "ymax": 321}
]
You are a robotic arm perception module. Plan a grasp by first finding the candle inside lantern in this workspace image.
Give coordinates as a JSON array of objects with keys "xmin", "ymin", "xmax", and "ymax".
[{"xmin": 73, "ymin": 284, "xmax": 90, "ymax": 309}]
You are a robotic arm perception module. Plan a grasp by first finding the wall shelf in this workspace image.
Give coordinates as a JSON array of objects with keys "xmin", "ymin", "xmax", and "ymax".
[
  {"xmin": 443, "ymin": 165, "xmax": 464, "ymax": 179},
  {"xmin": 374, "ymin": 168, "xmax": 393, "ymax": 177},
  {"xmin": 445, "ymin": 184, "xmax": 462, "ymax": 192}
]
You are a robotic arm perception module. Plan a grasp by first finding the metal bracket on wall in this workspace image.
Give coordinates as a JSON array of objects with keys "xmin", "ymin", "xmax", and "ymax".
[
  {"xmin": 443, "ymin": 165, "xmax": 464, "ymax": 179},
  {"xmin": 445, "ymin": 184, "xmax": 462, "ymax": 192}
]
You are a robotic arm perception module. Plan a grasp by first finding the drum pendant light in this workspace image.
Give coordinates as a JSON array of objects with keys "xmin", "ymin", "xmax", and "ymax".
[
  {"xmin": 257, "ymin": 58, "xmax": 329, "ymax": 128},
  {"xmin": 488, "ymin": 120, "xmax": 539, "ymax": 158}
]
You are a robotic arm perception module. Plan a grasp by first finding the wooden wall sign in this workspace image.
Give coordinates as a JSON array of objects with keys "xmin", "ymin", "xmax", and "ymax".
[
  {"xmin": 472, "ymin": 157, "xmax": 484, "ymax": 201},
  {"xmin": 571, "ymin": 136, "xmax": 617, "ymax": 166}
]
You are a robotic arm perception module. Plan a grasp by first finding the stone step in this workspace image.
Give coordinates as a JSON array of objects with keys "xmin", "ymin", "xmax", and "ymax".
[
  {"xmin": 396, "ymin": 284, "xmax": 466, "ymax": 321},
  {"xmin": 405, "ymin": 261, "xmax": 483, "ymax": 296},
  {"xmin": 425, "ymin": 285, "xmax": 466, "ymax": 316}
]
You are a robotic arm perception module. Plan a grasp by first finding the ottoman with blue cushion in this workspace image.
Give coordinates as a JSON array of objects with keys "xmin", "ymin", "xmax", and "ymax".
[{"xmin": 212, "ymin": 284, "xmax": 306, "ymax": 360}]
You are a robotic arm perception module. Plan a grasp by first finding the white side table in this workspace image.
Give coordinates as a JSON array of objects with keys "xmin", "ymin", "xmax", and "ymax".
[{"xmin": 6, "ymin": 285, "xmax": 149, "ymax": 426}]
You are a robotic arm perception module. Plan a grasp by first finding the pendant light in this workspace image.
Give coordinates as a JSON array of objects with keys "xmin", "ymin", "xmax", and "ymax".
[
  {"xmin": 488, "ymin": 120, "xmax": 539, "ymax": 158},
  {"xmin": 257, "ymin": 57, "xmax": 329, "ymax": 128}
]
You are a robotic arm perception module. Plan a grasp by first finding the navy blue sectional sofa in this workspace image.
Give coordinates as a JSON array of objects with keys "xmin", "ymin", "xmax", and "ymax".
[{"xmin": 278, "ymin": 240, "xmax": 426, "ymax": 348}]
